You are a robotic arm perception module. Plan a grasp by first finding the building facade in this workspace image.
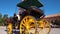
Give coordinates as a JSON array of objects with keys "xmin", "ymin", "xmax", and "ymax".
[{"xmin": 44, "ymin": 14, "xmax": 60, "ymax": 25}]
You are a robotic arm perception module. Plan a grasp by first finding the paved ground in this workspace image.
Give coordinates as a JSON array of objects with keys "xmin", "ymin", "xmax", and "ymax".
[
  {"xmin": 50, "ymin": 28, "xmax": 60, "ymax": 34},
  {"xmin": 0, "ymin": 26, "xmax": 7, "ymax": 34},
  {"xmin": 0, "ymin": 26, "xmax": 60, "ymax": 34}
]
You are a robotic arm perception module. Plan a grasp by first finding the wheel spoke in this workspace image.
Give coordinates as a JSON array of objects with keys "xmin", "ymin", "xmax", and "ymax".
[
  {"xmin": 20, "ymin": 16, "xmax": 36, "ymax": 34},
  {"xmin": 37, "ymin": 20, "xmax": 51, "ymax": 34},
  {"xmin": 7, "ymin": 23, "xmax": 12, "ymax": 34}
]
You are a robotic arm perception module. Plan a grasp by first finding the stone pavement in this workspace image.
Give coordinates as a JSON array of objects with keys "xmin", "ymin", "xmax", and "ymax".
[
  {"xmin": 0, "ymin": 26, "xmax": 7, "ymax": 34},
  {"xmin": 0, "ymin": 26, "xmax": 60, "ymax": 34}
]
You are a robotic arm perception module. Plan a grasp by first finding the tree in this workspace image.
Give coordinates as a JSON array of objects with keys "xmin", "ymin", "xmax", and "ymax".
[
  {"xmin": 0, "ymin": 13, "xmax": 9, "ymax": 26},
  {"xmin": 2, "ymin": 14, "xmax": 8, "ymax": 26},
  {"xmin": 0, "ymin": 13, "xmax": 2, "ymax": 18},
  {"xmin": 3, "ymin": 14, "xmax": 8, "ymax": 19},
  {"xmin": 0, "ymin": 13, "xmax": 8, "ymax": 26},
  {"xmin": 10, "ymin": 16, "xmax": 13, "ymax": 19},
  {"xmin": 0, "ymin": 13, "xmax": 3, "ymax": 26}
]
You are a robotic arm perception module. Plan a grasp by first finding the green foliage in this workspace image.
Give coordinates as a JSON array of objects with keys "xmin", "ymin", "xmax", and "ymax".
[
  {"xmin": 0, "ymin": 13, "xmax": 3, "ymax": 26},
  {"xmin": 3, "ymin": 14, "xmax": 8, "ymax": 19},
  {"xmin": 0, "ymin": 13, "xmax": 8, "ymax": 26},
  {"xmin": 10, "ymin": 16, "xmax": 13, "ymax": 19},
  {"xmin": 0, "ymin": 13, "xmax": 2, "ymax": 18}
]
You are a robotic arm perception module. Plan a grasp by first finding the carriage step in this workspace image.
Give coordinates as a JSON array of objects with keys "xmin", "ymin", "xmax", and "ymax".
[{"xmin": 13, "ymin": 29, "xmax": 20, "ymax": 34}]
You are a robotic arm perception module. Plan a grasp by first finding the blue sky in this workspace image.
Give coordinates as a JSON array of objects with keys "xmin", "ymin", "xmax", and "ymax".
[{"xmin": 0, "ymin": 0, "xmax": 60, "ymax": 17}]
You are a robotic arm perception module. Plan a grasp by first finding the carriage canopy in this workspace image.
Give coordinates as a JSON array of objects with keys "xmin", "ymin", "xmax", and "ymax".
[{"xmin": 17, "ymin": 0, "xmax": 43, "ymax": 9}]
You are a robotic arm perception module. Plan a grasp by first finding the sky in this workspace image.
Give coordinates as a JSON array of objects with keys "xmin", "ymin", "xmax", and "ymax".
[{"xmin": 0, "ymin": 0, "xmax": 60, "ymax": 17}]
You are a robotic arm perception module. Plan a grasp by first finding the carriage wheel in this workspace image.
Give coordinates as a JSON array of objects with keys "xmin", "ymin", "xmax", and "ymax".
[
  {"xmin": 7, "ymin": 23, "xmax": 13, "ymax": 34},
  {"xmin": 20, "ymin": 16, "xmax": 36, "ymax": 34},
  {"xmin": 37, "ymin": 20, "xmax": 51, "ymax": 34}
]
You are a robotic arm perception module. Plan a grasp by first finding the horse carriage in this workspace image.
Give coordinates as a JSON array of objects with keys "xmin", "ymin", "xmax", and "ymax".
[{"xmin": 5, "ymin": 0, "xmax": 51, "ymax": 34}]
